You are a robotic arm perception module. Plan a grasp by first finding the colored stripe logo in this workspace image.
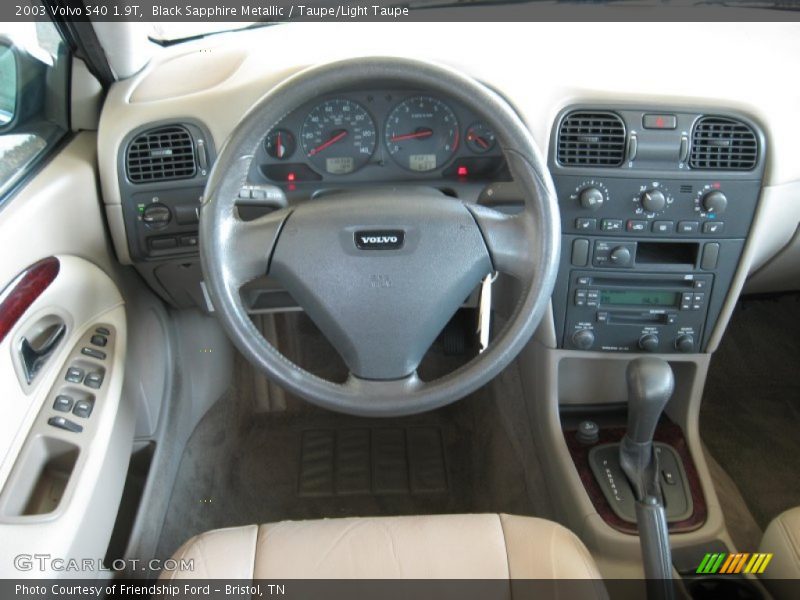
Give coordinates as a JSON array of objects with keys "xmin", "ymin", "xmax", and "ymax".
[{"xmin": 696, "ymin": 552, "xmax": 773, "ymax": 574}]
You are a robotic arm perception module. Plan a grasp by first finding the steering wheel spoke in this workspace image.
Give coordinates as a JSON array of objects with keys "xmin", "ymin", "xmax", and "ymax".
[
  {"xmin": 468, "ymin": 204, "xmax": 539, "ymax": 281},
  {"xmin": 222, "ymin": 208, "xmax": 291, "ymax": 289}
]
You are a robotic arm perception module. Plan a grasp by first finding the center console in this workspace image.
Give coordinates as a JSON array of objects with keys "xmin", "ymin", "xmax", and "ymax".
[{"xmin": 549, "ymin": 107, "xmax": 765, "ymax": 354}]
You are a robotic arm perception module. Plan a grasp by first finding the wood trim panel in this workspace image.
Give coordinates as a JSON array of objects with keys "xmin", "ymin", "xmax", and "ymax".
[
  {"xmin": 564, "ymin": 419, "xmax": 708, "ymax": 535},
  {"xmin": 0, "ymin": 257, "xmax": 60, "ymax": 345}
]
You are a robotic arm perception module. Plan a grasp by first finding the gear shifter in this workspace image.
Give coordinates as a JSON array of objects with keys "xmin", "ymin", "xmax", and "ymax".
[{"xmin": 620, "ymin": 357, "xmax": 675, "ymax": 600}]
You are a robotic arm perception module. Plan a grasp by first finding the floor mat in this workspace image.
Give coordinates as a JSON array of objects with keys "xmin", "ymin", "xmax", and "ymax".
[
  {"xmin": 155, "ymin": 352, "xmax": 552, "ymax": 559},
  {"xmin": 298, "ymin": 426, "xmax": 448, "ymax": 497},
  {"xmin": 700, "ymin": 293, "xmax": 800, "ymax": 530}
]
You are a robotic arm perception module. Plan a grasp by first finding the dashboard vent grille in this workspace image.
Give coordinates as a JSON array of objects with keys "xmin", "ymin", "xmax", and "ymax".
[
  {"xmin": 557, "ymin": 111, "xmax": 626, "ymax": 167},
  {"xmin": 690, "ymin": 116, "xmax": 758, "ymax": 171},
  {"xmin": 126, "ymin": 125, "xmax": 196, "ymax": 183}
]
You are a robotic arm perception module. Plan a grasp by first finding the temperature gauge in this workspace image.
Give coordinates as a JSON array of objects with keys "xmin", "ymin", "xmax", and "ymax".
[
  {"xmin": 265, "ymin": 129, "xmax": 296, "ymax": 160},
  {"xmin": 465, "ymin": 122, "xmax": 496, "ymax": 154}
]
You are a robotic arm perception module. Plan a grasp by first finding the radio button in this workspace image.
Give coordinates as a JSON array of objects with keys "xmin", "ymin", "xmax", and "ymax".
[
  {"xmin": 572, "ymin": 329, "xmax": 596, "ymax": 350},
  {"xmin": 638, "ymin": 334, "xmax": 660, "ymax": 352},
  {"xmin": 675, "ymin": 335, "xmax": 695, "ymax": 353},
  {"xmin": 575, "ymin": 290, "xmax": 587, "ymax": 306},
  {"xmin": 680, "ymin": 292, "xmax": 693, "ymax": 310},
  {"xmin": 627, "ymin": 220, "xmax": 647, "ymax": 232},
  {"xmin": 577, "ymin": 276, "xmax": 592, "ymax": 285},
  {"xmin": 575, "ymin": 218, "xmax": 597, "ymax": 231},
  {"xmin": 652, "ymin": 220, "xmax": 674, "ymax": 234},
  {"xmin": 677, "ymin": 221, "xmax": 700, "ymax": 234}
]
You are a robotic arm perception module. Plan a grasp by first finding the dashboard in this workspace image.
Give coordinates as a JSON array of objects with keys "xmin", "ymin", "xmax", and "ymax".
[{"xmin": 95, "ymin": 22, "xmax": 800, "ymax": 354}]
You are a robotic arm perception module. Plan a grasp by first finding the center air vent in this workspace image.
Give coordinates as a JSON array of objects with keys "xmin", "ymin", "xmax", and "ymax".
[
  {"xmin": 126, "ymin": 125, "xmax": 197, "ymax": 183},
  {"xmin": 690, "ymin": 116, "xmax": 758, "ymax": 171},
  {"xmin": 557, "ymin": 111, "xmax": 626, "ymax": 167}
]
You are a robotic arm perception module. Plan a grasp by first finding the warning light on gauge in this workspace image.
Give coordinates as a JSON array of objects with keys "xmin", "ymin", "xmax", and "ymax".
[
  {"xmin": 457, "ymin": 166, "xmax": 469, "ymax": 177},
  {"xmin": 287, "ymin": 172, "xmax": 296, "ymax": 182}
]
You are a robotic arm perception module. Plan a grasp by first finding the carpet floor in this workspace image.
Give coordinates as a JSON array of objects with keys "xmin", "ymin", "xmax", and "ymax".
[{"xmin": 700, "ymin": 293, "xmax": 800, "ymax": 531}]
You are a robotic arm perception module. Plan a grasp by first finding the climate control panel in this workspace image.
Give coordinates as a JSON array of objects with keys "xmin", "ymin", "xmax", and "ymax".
[
  {"xmin": 549, "ymin": 105, "xmax": 765, "ymax": 353},
  {"xmin": 562, "ymin": 175, "xmax": 760, "ymax": 240}
]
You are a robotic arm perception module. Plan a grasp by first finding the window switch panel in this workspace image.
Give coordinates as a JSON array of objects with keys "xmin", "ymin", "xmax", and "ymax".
[
  {"xmin": 84, "ymin": 372, "xmax": 104, "ymax": 389},
  {"xmin": 72, "ymin": 400, "xmax": 94, "ymax": 419},
  {"xmin": 48, "ymin": 416, "xmax": 83, "ymax": 433},
  {"xmin": 53, "ymin": 395, "xmax": 73, "ymax": 412},
  {"xmin": 65, "ymin": 367, "xmax": 84, "ymax": 383},
  {"xmin": 81, "ymin": 347, "xmax": 106, "ymax": 360}
]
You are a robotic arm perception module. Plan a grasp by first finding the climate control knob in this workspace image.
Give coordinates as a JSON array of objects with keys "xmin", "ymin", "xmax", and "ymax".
[
  {"xmin": 579, "ymin": 187, "xmax": 605, "ymax": 210},
  {"xmin": 638, "ymin": 334, "xmax": 659, "ymax": 352},
  {"xmin": 675, "ymin": 334, "xmax": 695, "ymax": 353},
  {"xmin": 572, "ymin": 329, "xmax": 595, "ymax": 350},
  {"xmin": 702, "ymin": 190, "xmax": 728, "ymax": 215},
  {"xmin": 639, "ymin": 189, "xmax": 666, "ymax": 213}
]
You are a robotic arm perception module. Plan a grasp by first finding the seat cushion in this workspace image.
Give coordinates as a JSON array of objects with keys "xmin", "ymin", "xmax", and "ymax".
[
  {"xmin": 760, "ymin": 506, "xmax": 800, "ymax": 580},
  {"xmin": 163, "ymin": 513, "xmax": 602, "ymax": 580}
]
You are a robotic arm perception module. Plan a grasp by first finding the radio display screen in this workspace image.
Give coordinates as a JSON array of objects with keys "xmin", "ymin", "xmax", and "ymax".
[{"xmin": 599, "ymin": 289, "xmax": 681, "ymax": 307}]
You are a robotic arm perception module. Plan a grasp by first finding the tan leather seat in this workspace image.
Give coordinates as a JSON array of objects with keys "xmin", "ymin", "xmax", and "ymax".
[
  {"xmin": 760, "ymin": 506, "xmax": 800, "ymax": 582},
  {"xmin": 163, "ymin": 513, "xmax": 603, "ymax": 582}
]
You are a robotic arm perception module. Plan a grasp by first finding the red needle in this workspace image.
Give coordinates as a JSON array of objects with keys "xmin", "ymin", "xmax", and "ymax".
[
  {"xmin": 276, "ymin": 132, "xmax": 284, "ymax": 158},
  {"xmin": 390, "ymin": 129, "xmax": 433, "ymax": 142},
  {"xmin": 467, "ymin": 133, "xmax": 490, "ymax": 149},
  {"xmin": 308, "ymin": 131, "xmax": 348, "ymax": 156}
]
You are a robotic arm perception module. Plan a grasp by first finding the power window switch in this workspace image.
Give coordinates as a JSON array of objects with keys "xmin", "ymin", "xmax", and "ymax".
[
  {"xmin": 65, "ymin": 367, "xmax": 84, "ymax": 383},
  {"xmin": 90, "ymin": 334, "xmax": 107, "ymax": 347},
  {"xmin": 84, "ymin": 372, "xmax": 104, "ymax": 389},
  {"xmin": 53, "ymin": 395, "xmax": 73, "ymax": 412},
  {"xmin": 81, "ymin": 347, "xmax": 106, "ymax": 360},
  {"xmin": 73, "ymin": 400, "xmax": 94, "ymax": 419},
  {"xmin": 95, "ymin": 327, "xmax": 110, "ymax": 336},
  {"xmin": 48, "ymin": 416, "xmax": 83, "ymax": 433}
]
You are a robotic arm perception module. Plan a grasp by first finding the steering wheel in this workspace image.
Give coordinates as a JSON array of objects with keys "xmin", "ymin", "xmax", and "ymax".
[{"xmin": 199, "ymin": 57, "xmax": 560, "ymax": 417}]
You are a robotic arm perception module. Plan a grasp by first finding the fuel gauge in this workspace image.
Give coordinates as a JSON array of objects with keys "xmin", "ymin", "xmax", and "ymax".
[
  {"xmin": 466, "ymin": 122, "xmax": 496, "ymax": 154},
  {"xmin": 265, "ymin": 129, "xmax": 296, "ymax": 160}
]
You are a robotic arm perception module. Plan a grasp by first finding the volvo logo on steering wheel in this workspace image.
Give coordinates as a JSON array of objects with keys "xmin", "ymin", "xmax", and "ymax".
[{"xmin": 354, "ymin": 230, "xmax": 405, "ymax": 250}]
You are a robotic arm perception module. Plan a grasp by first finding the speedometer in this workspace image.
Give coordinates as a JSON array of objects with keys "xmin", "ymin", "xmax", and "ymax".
[
  {"xmin": 385, "ymin": 96, "xmax": 459, "ymax": 172},
  {"xmin": 300, "ymin": 99, "xmax": 376, "ymax": 175}
]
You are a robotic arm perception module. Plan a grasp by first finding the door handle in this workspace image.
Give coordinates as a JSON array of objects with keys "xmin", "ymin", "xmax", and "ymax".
[{"xmin": 19, "ymin": 323, "xmax": 66, "ymax": 384}]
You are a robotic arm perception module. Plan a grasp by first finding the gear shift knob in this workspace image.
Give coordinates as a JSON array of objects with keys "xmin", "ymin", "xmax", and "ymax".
[{"xmin": 625, "ymin": 357, "xmax": 675, "ymax": 445}]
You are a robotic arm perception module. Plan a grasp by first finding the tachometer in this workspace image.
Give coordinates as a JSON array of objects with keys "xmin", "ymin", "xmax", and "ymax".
[
  {"xmin": 385, "ymin": 96, "xmax": 459, "ymax": 172},
  {"xmin": 300, "ymin": 99, "xmax": 376, "ymax": 175}
]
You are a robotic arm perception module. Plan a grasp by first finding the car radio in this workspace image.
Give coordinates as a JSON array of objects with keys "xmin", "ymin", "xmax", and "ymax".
[{"xmin": 549, "ymin": 106, "xmax": 766, "ymax": 353}]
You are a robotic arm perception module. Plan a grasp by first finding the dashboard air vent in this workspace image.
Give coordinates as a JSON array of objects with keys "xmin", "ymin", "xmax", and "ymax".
[
  {"xmin": 557, "ymin": 111, "xmax": 626, "ymax": 167},
  {"xmin": 126, "ymin": 125, "xmax": 197, "ymax": 183},
  {"xmin": 690, "ymin": 116, "xmax": 758, "ymax": 171}
]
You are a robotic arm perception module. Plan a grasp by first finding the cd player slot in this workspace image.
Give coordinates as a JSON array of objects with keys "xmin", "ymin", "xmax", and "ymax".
[
  {"xmin": 588, "ymin": 277, "xmax": 696, "ymax": 289},
  {"xmin": 607, "ymin": 312, "xmax": 671, "ymax": 325},
  {"xmin": 636, "ymin": 242, "xmax": 699, "ymax": 266}
]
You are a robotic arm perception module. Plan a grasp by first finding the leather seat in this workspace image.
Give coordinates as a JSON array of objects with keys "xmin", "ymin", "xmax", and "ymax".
[
  {"xmin": 760, "ymin": 506, "xmax": 800, "ymax": 581},
  {"xmin": 163, "ymin": 513, "xmax": 603, "ymax": 582}
]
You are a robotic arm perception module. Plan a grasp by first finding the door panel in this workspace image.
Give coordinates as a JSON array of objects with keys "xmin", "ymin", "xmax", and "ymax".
[{"xmin": 0, "ymin": 133, "xmax": 134, "ymax": 576}]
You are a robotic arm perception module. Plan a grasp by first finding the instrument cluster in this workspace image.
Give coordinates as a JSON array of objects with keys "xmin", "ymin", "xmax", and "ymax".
[{"xmin": 253, "ymin": 90, "xmax": 507, "ymax": 187}]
